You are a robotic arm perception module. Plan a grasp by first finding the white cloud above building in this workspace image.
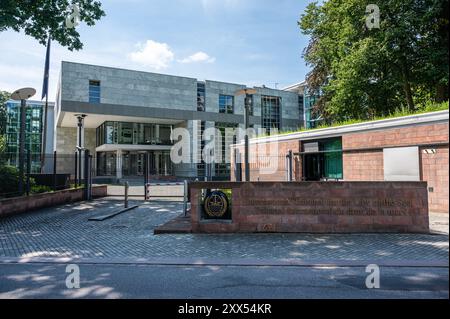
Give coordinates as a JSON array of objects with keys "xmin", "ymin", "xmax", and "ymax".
[{"xmin": 128, "ymin": 40, "xmax": 175, "ymax": 70}]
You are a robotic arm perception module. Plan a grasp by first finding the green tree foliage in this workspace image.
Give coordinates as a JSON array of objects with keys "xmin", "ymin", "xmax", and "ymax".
[
  {"xmin": 0, "ymin": 0, "xmax": 105, "ymax": 51},
  {"xmin": 0, "ymin": 165, "xmax": 36, "ymax": 197},
  {"xmin": 299, "ymin": 0, "xmax": 449, "ymax": 121},
  {"xmin": 0, "ymin": 91, "xmax": 9, "ymax": 162},
  {"xmin": 0, "ymin": 135, "xmax": 5, "ymax": 163}
]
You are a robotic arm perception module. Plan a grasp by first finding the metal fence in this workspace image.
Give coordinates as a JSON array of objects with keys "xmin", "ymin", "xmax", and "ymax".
[{"xmin": 0, "ymin": 151, "xmax": 94, "ymax": 199}]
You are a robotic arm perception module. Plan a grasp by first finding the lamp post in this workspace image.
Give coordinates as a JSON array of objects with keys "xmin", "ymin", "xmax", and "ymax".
[
  {"xmin": 11, "ymin": 88, "xmax": 36, "ymax": 195},
  {"xmin": 75, "ymin": 114, "xmax": 87, "ymax": 186},
  {"xmin": 235, "ymin": 88, "xmax": 256, "ymax": 182}
]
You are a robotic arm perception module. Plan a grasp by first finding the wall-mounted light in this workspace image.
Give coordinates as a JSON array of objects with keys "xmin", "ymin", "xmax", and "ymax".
[{"xmin": 423, "ymin": 149, "xmax": 437, "ymax": 154}]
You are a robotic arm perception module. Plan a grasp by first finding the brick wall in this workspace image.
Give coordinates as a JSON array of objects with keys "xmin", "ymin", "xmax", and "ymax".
[
  {"xmin": 342, "ymin": 122, "xmax": 449, "ymax": 213},
  {"xmin": 343, "ymin": 151, "xmax": 384, "ymax": 181},
  {"xmin": 232, "ymin": 120, "xmax": 449, "ymax": 213},
  {"xmin": 0, "ymin": 185, "xmax": 107, "ymax": 218},
  {"xmin": 190, "ymin": 182, "xmax": 430, "ymax": 234},
  {"xmin": 342, "ymin": 123, "xmax": 448, "ymax": 149},
  {"xmin": 420, "ymin": 146, "xmax": 449, "ymax": 213}
]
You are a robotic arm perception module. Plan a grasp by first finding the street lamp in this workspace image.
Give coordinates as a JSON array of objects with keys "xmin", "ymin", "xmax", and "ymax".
[
  {"xmin": 235, "ymin": 88, "xmax": 257, "ymax": 182},
  {"xmin": 11, "ymin": 87, "xmax": 36, "ymax": 195},
  {"xmin": 75, "ymin": 114, "xmax": 87, "ymax": 186}
]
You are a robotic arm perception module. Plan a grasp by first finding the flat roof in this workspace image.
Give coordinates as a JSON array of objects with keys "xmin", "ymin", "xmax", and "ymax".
[
  {"xmin": 244, "ymin": 110, "xmax": 449, "ymax": 145},
  {"xmin": 62, "ymin": 61, "xmax": 288, "ymax": 92},
  {"xmin": 7, "ymin": 99, "xmax": 55, "ymax": 106}
]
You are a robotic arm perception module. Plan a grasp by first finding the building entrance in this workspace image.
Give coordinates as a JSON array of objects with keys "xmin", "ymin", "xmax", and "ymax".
[{"xmin": 122, "ymin": 151, "xmax": 173, "ymax": 177}]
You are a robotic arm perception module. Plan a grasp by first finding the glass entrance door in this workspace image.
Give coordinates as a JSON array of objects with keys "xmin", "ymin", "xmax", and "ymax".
[
  {"xmin": 122, "ymin": 151, "xmax": 173, "ymax": 177},
  {"xmin": 122, "ymin": 152, "xmax": 146, "ymax": 176}
]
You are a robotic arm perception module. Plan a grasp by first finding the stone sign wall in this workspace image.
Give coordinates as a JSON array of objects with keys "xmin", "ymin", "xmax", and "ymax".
[{"xmin": 190, "ymin": 182, "xmax": 429, "ymax": 233}]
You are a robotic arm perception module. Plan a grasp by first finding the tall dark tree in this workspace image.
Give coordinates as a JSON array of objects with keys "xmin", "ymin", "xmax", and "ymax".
[
  {"xmin": 299, "ymin": 0, "xmax": 449, "ymax": 121},
  {"xmin": 0, "ymin": 91, "xmax": 10, "ymax": 160},
  {"xmin": 0, "ymin": 0, "xmax": 105, "ymax": 50},
  {"xmin": 0, "ymin": 91, "xmax": 10, "ymax": 135}
]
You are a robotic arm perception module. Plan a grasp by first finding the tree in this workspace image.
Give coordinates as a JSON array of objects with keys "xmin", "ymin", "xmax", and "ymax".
[
  {"xmin": 299, "ymin": 0, "xmax": 449, "ymax": 121},
  {"xmin": 0, "ymin": 0, "xmax": 105, "ymax": 51},
  {"xmin": 0, "ymin": 90, "xmax": 9, "ymax": 136},
  {"xmin": 0, "ymin": 91, "xmax": 10, "ymax": 165}
]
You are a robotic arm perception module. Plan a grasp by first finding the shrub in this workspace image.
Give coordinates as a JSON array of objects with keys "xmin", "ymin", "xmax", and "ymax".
[
  {"xmin": 31, "ymin": 185, "xmax": 53, "ymax": 194},
  {"xmin": 0, "ymin": 165, "xmax": 36, "ymax": 198}
]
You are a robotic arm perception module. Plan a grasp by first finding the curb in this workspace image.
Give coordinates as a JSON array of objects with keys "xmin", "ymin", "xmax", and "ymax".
[
  {"xmin": 0, "ymin": 257, "xmax": 448, "ymax": 268},
  {"xmin": 88, "ymin": 205, "xmax": 139, "ymax": 221}
]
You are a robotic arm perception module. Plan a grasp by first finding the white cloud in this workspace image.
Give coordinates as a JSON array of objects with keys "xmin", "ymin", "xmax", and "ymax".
[
  {"xmin": 128, "ymin": 40, "xmax": 174, "ymax": 70},
  {"xmin": 178, "ymin": 51, "xmax": 216, "ymax": 64}
]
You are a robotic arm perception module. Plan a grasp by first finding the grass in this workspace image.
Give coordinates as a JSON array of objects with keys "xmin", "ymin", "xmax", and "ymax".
[{"xmin": 260, "ymin": 101, "xmax": 449, "ymax": 138}]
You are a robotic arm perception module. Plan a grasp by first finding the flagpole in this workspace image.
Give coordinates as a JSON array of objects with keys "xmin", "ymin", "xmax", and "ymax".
[
  {"xmin": 41, "ymin": 90, "xmax": 48, "ymax": 173},
  {"xmin": 41, "ymin": 36, "xmax": 50, "ymax": 173}
]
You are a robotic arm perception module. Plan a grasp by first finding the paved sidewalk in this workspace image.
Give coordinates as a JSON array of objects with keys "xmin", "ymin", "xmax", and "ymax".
[{"xmin": 0, "ymin": 200, "xmax": 448, "ymax": 264}]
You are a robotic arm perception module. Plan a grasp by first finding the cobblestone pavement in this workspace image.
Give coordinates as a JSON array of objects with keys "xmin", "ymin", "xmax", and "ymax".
[{"xmin": 0, "ymin": 200, "xmax": 448, "ymax": 262}]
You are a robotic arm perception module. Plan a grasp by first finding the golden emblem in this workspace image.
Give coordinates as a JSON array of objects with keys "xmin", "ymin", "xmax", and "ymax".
[{"xmin": 204, "ymin": 191, "xmax": 228, "ymax": 218}]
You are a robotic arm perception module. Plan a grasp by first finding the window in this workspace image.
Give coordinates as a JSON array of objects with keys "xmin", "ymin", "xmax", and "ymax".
[
  {"xmin": 215, "ymin": 122, "xmax": 238, "ymax": 180},
  {"xmin": 197, "ymin": 82, "xmax": 205, "ymax": 111},
  {"xmin": 3, "ymin": 101, "xmax": 44, "ymax": 173},
  {"xmin": 245, "ymin": 95, "xmax": 254, "ymax": 116},
  {"xmin": 89, "ymin": 80, "xmax": 101, "ymax": 104},
  {"xmin": 261, "ymin": 96, "xmax": 281, "ymax": 131},
  {"xmin": 298, "ymin": 95, "xmax": 304, "ymax": 125},
  {"xmin": 219, "ymin": 95, "xmax": 234, "ymax": 114},
  {"xmin": 96, "ymin": 121, "xmax": 174, "ymax": 147},
  {"xmin": 302, "ymin": 138, "xmax": 343, "ymax": 181}
]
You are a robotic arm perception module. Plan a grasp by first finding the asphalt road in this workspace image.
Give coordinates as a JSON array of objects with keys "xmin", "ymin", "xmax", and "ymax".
[{"xmin": 0, "ymin": 263, "xmax": 447, "ymax": 299}]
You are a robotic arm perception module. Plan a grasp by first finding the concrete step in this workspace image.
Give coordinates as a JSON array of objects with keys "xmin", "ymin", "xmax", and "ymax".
[{"xmin": 154, "ymin": 213, "xmax": 192, "ymax": 234}]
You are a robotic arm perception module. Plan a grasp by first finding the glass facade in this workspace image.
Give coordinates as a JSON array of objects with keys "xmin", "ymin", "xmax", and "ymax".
[
  {"xmin": 298, "ymin": 95, "xmax": 304, "ymax": 125},
  {"xmin": 97, "ymin": 152, "xmax": 117, "ymax": 176},
  {"xmin": 246, "ymin": 95, "xmax": 254, "ymax": 116},
  {"xmin": 3, "ymin": 101, "xmax": 43, "ymax": 172},
  {"xmin": 96, "ymin": 151, "xmax": 173, "ymax": 177},
  {"xmin": 323, "ymin": 139, "xmax": 343, "ymax": 180},
  {"xmin": 302, "ymin": 138, "xmax": 343, "ymax": 181},
  {"xmin": 219, "ymin": 95, "xmax": 234, "ymax": 114},
  {"xmin": 96, "ymin": 121, "xmax": 174, "ymax": 147},
  {"xmin": 261, "ymin": 96, "xmax": 281, "ymax": 131},
  {"xmin": 197, "ymin": 121, "xmax": 206, "ymax": 177},
  {"xmin": 215, "ymin": 122, "xmax": 238, "ymax": 180},
  {"xmin": 89, "ymin": 80, "xmax": 101, "ymax": 104},
  {"xmin": 304, "ymin": 88, "xmax": 323, "ymax": 129},
  {"xmin": 197, "ymin": 82, "xmax": 205, "ymax": 112}
]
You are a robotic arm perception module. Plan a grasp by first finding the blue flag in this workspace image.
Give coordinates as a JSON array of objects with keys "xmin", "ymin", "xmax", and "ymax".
[{"xmin": 41, "ymin": 37, "xmax": 51, "ymax": 100}]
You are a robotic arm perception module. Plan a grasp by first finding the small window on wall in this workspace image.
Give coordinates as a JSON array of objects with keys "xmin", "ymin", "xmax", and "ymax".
[
  {"xmin": 89, "ymin": 80, "xmax": 101, "ymax": 104},
  {"xmin": 197, "ymin": 82, "xmax": 206, "ymax": 112},
  {"xmin": 219, "ymin": 95, "xmax": 234, "ymax": 114}
]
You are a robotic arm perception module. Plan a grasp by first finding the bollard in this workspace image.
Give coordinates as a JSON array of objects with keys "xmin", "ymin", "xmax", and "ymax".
[
  {"xmin": 124, "ymin": 181, "xmax": 129, "ymax": 208},
  {"xmin": 183, "ymin": 180, "xmax": 188, "ymax": 217},
  {"xmin": 145, "ymin": 183, "xmax": 151, "ymax": 201}
]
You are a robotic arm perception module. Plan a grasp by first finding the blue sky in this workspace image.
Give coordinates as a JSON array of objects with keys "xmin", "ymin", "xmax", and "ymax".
[{"xmin": 0, "ymin": 0, "xmax": 313, "ymax": 101}]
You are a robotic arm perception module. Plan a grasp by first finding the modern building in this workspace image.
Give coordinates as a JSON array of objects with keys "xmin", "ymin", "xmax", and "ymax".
[
  {"xmin": 231, "ymin": 110, "xmax": 449, "ymax": 213},
  {"xmin": 55, "ymin": 61, "xmax": 303, "ymax": 181},
  {"xmin": 283, "ymin": 81, "xmax": 323, "ymax": 129},
  {"xmin": 2, "ymin": 100, "xmax": 55, "ymax": 173}
]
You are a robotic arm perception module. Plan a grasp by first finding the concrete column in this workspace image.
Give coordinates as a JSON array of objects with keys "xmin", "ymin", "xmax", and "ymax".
[
  {"xmin": 116, "ymin": 150, "xmax": 123, "ymax": 180},
  {"xmin": 155, "ymin": 125, "xmax": 160, "ymax": 144},
  {"xmin": 155, "ymin": 151, "xmax": 160, "ymax": 176}
]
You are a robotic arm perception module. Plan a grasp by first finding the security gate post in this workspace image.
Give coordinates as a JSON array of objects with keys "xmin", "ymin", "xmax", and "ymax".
[
  {"xmin": 124, "ymin": 181, "xmax": 129, "ymax": 208},
  {"xmin": 183, "ymin": 180, "xmax": 188, "ymax": 217},
  {"xmin": 84, "ymin": 150, "xmax": 90, "ymax": 200}
]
